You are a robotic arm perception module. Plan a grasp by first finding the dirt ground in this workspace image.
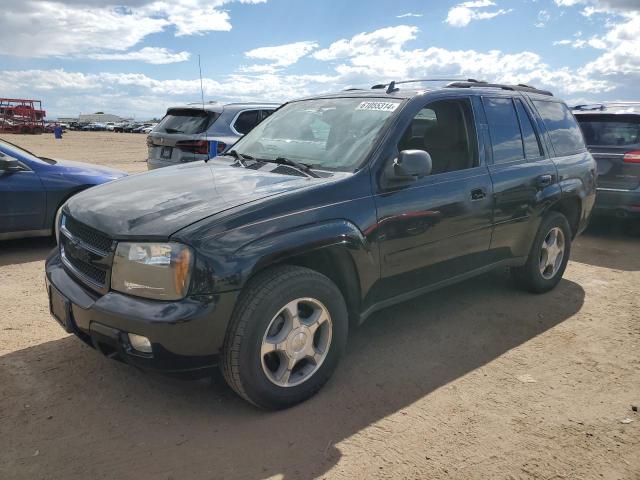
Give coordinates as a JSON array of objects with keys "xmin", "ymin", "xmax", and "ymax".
[
  {"xmin": 1, "ymin": 131, "xmax": 149, "ymax": 173},
  {"xmin": 0, "ymin": 132, "xmax": 639, "ymax": 480}
]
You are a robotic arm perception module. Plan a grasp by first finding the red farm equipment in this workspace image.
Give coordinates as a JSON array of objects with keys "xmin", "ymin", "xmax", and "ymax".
[{"xmin": 0, "ymin": 98, "xmax": 46, "ymax": 134}]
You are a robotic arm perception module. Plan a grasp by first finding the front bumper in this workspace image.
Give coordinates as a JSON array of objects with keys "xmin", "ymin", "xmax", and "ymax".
[
  {"xmin": 594, "ymin": 188, "xmax": 640, "ymax": 218},
  {"xmin": 45, "ymin": 249, "xmax": 238, "ymax": 375}
]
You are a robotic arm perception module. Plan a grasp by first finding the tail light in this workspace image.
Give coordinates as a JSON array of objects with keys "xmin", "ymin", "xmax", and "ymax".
[
  {"xmin": 176, "ymin": 140, "xmax": 209, "ymax": 155},
  {"xmin": 623, "ymin": 150, "xmax": 640, "ymax": 163},
  {"xmin": 216, "ymin": 141, "xmax": 227, "ymax": 155},
  {"xmin": 146, "ymin": 136, "xmax": 153, "ymax": 147}
]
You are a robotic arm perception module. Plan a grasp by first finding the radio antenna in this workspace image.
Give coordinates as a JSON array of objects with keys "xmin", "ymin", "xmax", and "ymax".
[{"xmin": 198, "ymin": 54, "xmax": 205, "ymax": 111}]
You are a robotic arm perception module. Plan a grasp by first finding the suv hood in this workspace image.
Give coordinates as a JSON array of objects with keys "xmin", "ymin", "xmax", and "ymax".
[{"xmin": 64, "ymin": 160, "xmax": 330, "ymax": 239}]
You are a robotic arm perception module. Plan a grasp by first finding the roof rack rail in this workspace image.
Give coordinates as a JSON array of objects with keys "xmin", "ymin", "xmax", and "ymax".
[
  {"xmin": 446, "ymin": 81, "xmax": 553, "ymax": 96},
  {"xmin": 573, "ymin": 104, "xmax": 605, "ymax": 111},
  {"xmin": 573, "ymin": 102, "xmax": 640, "ymax": 110},
  {"xmin": 372, "ymin": 78, "xmax": 482, "ymax": 94}
]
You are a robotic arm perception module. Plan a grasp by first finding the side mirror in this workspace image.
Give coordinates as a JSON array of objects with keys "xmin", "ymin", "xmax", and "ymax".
[
  {"xmin": 390, "ymin": 150, "xmax": 432, "ymax": 182},
  {"xmin": 0, "ymin": 155, "xmax": 24, "ymax": 173}
]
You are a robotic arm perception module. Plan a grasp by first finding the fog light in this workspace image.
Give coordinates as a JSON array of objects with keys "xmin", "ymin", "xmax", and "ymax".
[{"xmin": 128, "ymin": 333, "xmax": 152, "ymax": 353}]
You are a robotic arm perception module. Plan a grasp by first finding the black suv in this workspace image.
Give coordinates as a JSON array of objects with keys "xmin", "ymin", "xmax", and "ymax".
[
  {"xmin": 573, "ymin": 102, "xmax": 640, "ymax": 218},
  {"xmin": 46, "ymin": 80, "xmax": 596, "ymax": 409}
]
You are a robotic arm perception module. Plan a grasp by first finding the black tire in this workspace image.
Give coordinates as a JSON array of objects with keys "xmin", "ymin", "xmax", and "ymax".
[
  {"xmin": 221, "ymin": 265, "xmax": 348, "ymax": 409},
  {"xmin": 512, "ymin": 211, "xmax": 572, "ymax": 293}
]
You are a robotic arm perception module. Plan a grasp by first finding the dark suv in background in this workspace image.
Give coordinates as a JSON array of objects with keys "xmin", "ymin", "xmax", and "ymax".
[
  {"xmin": 147, "ymin": 102, "xmax": 278, "ymax": 169},
  {"xmin": 573, "ymin": 103, "xmax": 640, "ymax": 218},
  {"xmin": 46, "ymin": 79, "xmax": 596, "ymax": 409}
]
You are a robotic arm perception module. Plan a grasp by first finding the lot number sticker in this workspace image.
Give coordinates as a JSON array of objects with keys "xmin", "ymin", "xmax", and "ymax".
[{"xmin": 356, "ymin": 101, "xmax": 399, "ymax": 112}]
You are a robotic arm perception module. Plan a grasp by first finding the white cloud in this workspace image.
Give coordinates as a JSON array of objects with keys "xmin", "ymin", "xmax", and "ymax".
[
  {"xmin": 310, "ymin": 25, "xmax": 610, "ymax": 95},
  {"xmin": 579, "ymin": 13, "xmax": 640, "ymax": 80},
  {"xmin": 0, "ymin": 0, "xmax": 266, "ymax": 58},
  {"xmin": 86, "ymin": 47, "xmax": 191, "ymax": 64},
  {"xmin": 243, "ymin": 41, "xmax": 318, "ymax": 72},
  {"xmin": 2, "ymin": 20, "xmax": 637, "ymax": 119},
  {"xmin": 396, "ymin": 12, "xmax": 423, "ymax": 18},
  {"xmin": 446, "ymin": 0, "xmax": 512, "ymax": 27},
  {"xmin": 313, "ymin": 26, "xmax": 418, "ymax": 61},
  {"xmin": 535, "ymin": 9, "xmax": 551, "ymax": 27},
  {"xmin": 554, "ymin": 0, "xmax": 640, "ymax": 14},
  {"xmin": 0, "ymin": 68, "xmax": 337, "ymax": 118}
]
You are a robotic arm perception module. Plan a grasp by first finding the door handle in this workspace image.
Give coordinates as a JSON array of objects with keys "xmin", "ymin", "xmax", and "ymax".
[
  {"xmin": 470, "ymin": 188, "xmax": 486, "ymax": 201},
  {"xmin": 536, "ymin": 174, "xmax": 554, "ymax": 189}
]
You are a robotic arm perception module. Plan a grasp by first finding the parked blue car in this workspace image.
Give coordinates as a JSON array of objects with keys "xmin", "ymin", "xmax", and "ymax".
[{"xmin": 0, "ymin": 139, "xmax": 126, "ymax": 241}]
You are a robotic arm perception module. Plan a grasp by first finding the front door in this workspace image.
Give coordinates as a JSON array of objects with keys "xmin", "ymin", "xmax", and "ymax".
[
  {"xmin": 0, "ymin": 156, "xmax": 46, "ymax": 235},
  {"xmin": 371, "ymin": 97, "xmax": 494, "ymax": 304}
]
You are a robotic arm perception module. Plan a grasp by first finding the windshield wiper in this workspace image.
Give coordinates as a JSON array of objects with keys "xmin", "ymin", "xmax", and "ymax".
[
  {"xmin": 164, "ymin": 128, "xmax": 183, "ymax": 133},
  {"xmin": 225, "ymin": 149, "xmax": 254, "ymax": 167},
  {"xmin": 263, "ymin": 157, "xmax": 319, "ymax": 178}
]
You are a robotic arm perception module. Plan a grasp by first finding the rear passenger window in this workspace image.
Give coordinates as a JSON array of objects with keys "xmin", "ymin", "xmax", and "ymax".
[
  {"xmin": 532, "ymin": 101, "xmax": 586, "ymax": 155},
  {"xmin": 515, "ymin": 99, "xmax": 543, "ymax": 158},
  {"xmin": 483, "ymin": 97, "xmax": 524, "ymax": 163},
  {"xmin": 234, "ymin": 110, "xmax": 260, "ymax": 135},
  {"xmin": 261, "ymin": 110, "xmax": 274, "ymax": 121}
]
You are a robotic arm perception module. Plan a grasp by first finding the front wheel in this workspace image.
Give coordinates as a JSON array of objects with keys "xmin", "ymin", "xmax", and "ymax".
[
  {"xmin": 221, "ymin": 266, "xmax": 348, "ymax": 409},
  {"xmin": 512, "ymin": 212, "xmax": 572, "ymax": 293}
]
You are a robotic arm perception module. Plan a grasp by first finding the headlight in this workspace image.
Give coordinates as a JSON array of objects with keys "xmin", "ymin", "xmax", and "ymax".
[
  {"xmin": 54, "ymin": 207, "xmax": 65, "ymax": 244},
  {"xmin": 111, "ymin": 242, "xmax": 193, "ymax": 300}
]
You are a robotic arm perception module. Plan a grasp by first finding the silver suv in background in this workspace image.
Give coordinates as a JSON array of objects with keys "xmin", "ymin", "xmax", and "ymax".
[{"xmin": 147, "ymin": 102, "xmax": 279, "ymax": 169}]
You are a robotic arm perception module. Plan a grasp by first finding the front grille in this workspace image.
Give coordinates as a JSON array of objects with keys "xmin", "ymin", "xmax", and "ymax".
[
  {"xmin": 60, "ymin": 215, "xmax": 114, "ymax": 293},
  {"xmin": 64, "ymin": 215, "xmax": 113, "ymax": 253},
  {"xmin": 62, "ymin": 245, "xmax": 107, "ymax": 285}
]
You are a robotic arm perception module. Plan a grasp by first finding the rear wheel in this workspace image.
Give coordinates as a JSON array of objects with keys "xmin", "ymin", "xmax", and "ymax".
[
  {"xmin": 512, "ymin": 212, "xmax": 572, "ymax": 293},
  {"xmin": 221, "ymin": 265, "xmax": 348, "ymax": 409}
]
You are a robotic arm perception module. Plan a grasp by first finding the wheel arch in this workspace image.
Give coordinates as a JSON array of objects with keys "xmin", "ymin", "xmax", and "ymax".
[
  {"xmin": 234, "ymin": 220, "xmax": 374, "ymax": 326},
  {"xmin": 547, "ymin": 195, "xmax": 582, "ymax": 238}
]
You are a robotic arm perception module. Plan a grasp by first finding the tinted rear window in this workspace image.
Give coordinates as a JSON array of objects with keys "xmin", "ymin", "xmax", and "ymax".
[
  {"xmin": 533, "ymin": 101, "xmax": 585, "ymax": 155},
  {"xmin": 575, "ymin": 114, "xmax": 640, "ymax": 147},
  {"xmin": 156, "ymin": 109, "xmax": 219, "ymax": 134},
  {"xmin": 483, "ymin": 97, "xmax": 525, "ymax": 164}
]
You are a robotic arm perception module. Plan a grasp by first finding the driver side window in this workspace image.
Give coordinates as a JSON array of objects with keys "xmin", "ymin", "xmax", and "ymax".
[{"xmin": 398, "ymin": 98, "xmax": 478, "ymax": 175}]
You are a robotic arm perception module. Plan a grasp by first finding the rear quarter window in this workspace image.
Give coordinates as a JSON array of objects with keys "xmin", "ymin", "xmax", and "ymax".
[{"xmin": 532, "ymin": 101, "xmax": 586, "ymax": 156}]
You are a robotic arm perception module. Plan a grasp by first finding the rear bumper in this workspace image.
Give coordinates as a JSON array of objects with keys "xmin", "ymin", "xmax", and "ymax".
[
  {"xmin": 594, "ymin": 188, "xmax": 640, "ymax": 218},
  {"xmin": 45, "ymin": 249, "xmax": 239, "ymax": 376}
]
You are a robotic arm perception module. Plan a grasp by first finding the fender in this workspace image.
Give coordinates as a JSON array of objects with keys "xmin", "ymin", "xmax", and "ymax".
[{"xmin": 231, "ymin": 219, "xmax": 378, "ymax": 297}]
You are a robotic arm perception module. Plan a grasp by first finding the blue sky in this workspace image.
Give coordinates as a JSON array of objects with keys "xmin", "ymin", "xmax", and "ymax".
[{"xmin": 1, "ymin": 0, "xmax": 638, "ymax": 118}]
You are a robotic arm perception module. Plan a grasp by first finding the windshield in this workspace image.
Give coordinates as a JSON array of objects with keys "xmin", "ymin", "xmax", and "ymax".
[
  {"xmin": 576, "ymin": 115, "xmax": 640, "ymax": 147},
  {"xmin": 231, "ymin": 98, "xmax": 402, "ymax": 171},
  {"xmin": 156, "ymin": 108, "xmax": 220, "ymax": 134}
]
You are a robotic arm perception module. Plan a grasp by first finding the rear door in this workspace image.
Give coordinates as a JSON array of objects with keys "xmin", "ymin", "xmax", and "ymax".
[
  {"xmin": 575, "ymin": 113, "xmax": 640, "ymax": 191},
  {"xmin": 482, "ymin": 95, "xmax": 560, "ymax": 261}
]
